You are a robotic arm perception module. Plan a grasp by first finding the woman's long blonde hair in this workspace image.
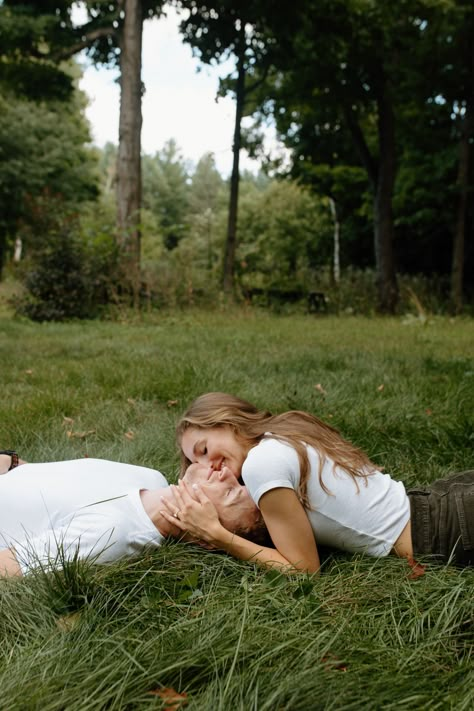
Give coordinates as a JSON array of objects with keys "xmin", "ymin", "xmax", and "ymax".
[{"xmin": 177, "ymin": 392, "xmax": 377, "ymax": 508}]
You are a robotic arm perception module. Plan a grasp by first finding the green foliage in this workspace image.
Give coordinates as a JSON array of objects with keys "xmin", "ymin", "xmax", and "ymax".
[
  {"xmin": 0, "ymin": 83, "xmax": 99, "ymax": 271},
  {"xmin": 237, "ymin": 179, "xmax": 332, "ymax": 290},
  {"xmin": 15, "ymin": 195, "xmax": 119, "ymax": 322},
  {"xmin": 0, "ymin": 0, "xmax": 76, "ymax": 100},
  {"xmin": 142, "ymin": 139, "xmax": 190, "ymax": 251}
]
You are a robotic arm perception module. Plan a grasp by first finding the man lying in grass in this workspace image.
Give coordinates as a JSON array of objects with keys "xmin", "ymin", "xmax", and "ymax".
[{"xmin": 0, "ymin": 452, "xmax": 263, "ymax": 577}]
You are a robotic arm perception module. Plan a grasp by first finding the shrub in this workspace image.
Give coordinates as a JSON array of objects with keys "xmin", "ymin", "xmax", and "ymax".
[{"xmin": 15, "ymin": 196, "xmax": 119, "ymax": 321}]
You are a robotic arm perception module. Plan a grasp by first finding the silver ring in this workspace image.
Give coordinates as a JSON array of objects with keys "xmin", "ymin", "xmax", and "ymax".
[{"xmin": 174, "ymin": 510, "xmax": 181, "ymax": 520}]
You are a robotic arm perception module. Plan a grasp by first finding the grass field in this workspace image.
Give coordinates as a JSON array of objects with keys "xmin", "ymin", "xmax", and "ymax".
[{"xmin": 1, "ymin": 310, "xmax": 473, "ymax": 709}]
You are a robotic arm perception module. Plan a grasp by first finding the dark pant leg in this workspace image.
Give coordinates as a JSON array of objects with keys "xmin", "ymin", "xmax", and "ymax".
[{"xmin": 408, "ymin": 470, "xmax": 474, "ymax": 567}]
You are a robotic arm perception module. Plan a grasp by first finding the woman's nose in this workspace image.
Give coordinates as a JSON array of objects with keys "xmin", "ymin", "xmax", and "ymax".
[
  {"xmin": 217, "ymin": 467, "xmax": 232, "ymax": 481},
  {"xmin": 210, "ymin": 457, "xmax": 223, "ymax": 471}
]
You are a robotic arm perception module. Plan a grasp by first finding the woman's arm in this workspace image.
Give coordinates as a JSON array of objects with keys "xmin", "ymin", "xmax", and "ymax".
[
  {"xmin": 258, "ymin": 488, "xmax": 320, "ymax": 572},
  {"xmin": 161, "ymin": 481, "xmax": 320, "ymax": 573}
]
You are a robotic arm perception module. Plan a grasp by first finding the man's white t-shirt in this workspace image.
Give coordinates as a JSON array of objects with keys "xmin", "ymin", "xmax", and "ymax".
[
  {"xmin": 242, "ymin": 438, "xmax": 410, "ymax": 557},
  {"xmin": 0, "ymin": 458, "xmax": 167, "ymax": 574}
]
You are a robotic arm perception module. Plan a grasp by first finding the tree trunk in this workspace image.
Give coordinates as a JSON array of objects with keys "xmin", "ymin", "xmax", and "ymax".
[
  {"xmin": 116, "ymin": 0, "xmax": 143, "ymax": 306},
  {"xmin": 451, "ymin": 99, "xmax": 472, "ymax": 314},
  {"xmin": 373, "ymin": 88, "xmax": 398, "ymax": 313},
  {"xmin": 223, "ymin": 46, "xmax": 245, "ymax": 295},
  {"xmin": 329, "ymin": 197, "xmax": 340, "ymax": 285},
  {"xmin": 0, "ymin": 233, "xmax": 5, "ymax": 280},
  {"xmin": 343, "ymin": 86, "xmax": 398, "ymax": 313}
]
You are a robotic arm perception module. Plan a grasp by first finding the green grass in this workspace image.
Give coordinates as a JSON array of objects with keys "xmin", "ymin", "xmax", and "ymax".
[{"xmin": 1, "ymin": 310, "xmax": 473, "ymax": 709}]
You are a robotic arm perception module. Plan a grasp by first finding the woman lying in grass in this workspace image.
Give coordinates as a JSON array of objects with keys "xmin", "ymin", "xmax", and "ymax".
[
  {"xmin": 0, "ymin": 451, "xmax": 263, "ymax": 576},
  {"xmin": 161, "ymin": 392, "xmax": 474, "ymax": 572}
]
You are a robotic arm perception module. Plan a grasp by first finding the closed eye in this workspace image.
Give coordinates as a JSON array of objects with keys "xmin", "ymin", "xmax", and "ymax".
[{"xmin": 193, "ymin": 440, "xmax": 207, "ymax": 458}]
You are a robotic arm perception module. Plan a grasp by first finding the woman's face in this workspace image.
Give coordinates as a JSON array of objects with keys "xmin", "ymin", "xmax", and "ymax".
[{"xmin": 181, "ymin": 425, "xmax": 249, "ymax": 480}]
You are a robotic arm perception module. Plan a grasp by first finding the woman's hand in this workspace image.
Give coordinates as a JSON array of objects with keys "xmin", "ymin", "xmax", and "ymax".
[{"xmin": 161, "ymin": 480, "xmax": 225, "ymax": 545}]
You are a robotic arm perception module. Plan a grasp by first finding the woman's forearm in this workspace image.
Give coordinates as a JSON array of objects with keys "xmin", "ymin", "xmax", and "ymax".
[{"xmin": 207, "ymin": 523, "xmax": 317, "ymax": 572}]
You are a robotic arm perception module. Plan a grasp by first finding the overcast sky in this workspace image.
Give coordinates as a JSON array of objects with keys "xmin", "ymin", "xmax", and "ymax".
[{"xmin": 74, "ymin": 5, "xmax": 275, "ymax": 176}]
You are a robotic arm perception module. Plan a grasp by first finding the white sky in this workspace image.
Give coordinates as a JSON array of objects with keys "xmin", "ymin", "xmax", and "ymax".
[{"xmin": 74, "ymin": 4, "xmax": 277, "ymax": 176}]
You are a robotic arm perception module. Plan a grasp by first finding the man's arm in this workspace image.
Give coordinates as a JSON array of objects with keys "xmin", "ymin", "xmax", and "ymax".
[
  {"xmin": 0, "ymin": 452, "xmax": 27, "ymax": 475},
  {"xmin": 0, "ymin": 548, "xmax": 22, "ymax": 577}
]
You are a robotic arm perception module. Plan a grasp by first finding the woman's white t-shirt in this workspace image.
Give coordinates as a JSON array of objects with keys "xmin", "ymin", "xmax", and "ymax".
[{"xmin": 242, "ymin": 438, "xmax": 410, "ymax": 557}]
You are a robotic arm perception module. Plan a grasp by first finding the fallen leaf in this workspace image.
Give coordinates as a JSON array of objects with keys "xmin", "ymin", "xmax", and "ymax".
[
  {"xmin": 377, "ymin": 384, "xmax": 384, "ymax": 392},
  {"xmin": 63, "ymin": 416, "xmax": 74, "ymax": 426},
  {"xmin": 407, "ymin": 557, "xmax": 426, "ymax": 579},
  {"xmin": 127, "ymin": 398, "xmax": 137, "ymax": 406},
  {"xmin": 167, "ymin": 399, "xmax": 179, "ymax": 407},
  {"xmin": 124, "ymin": 430, "xmax": 135, "ymax": 440},
  {"xmin": 25, "ymin": 369, "xmax": 33, "ymax": 375},
  {"xmin": 425, "ymin": 408, "xmax": 432, "ymax": 416},
  {"xmin": 66, "ymin": 430, "xmax": 96, "ymax": 439},
  {"xmin": 314, "ymin": 383, "xmax": 327, "ymax": 395},
  {"xmin": 56, "ymin": 611, "xmax": 82, "ymax": 632},
  {"xmin": 148, "ymin": 687, "xmax": 188, "ymax": 709},
  {"xmin": 321, "ymin": 654, "xmax": 348, "ymax": 672}
]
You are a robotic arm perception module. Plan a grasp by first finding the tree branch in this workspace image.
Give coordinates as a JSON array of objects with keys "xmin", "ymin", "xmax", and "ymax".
[
  {"xmin": 342, "ymin": 102, "xmax": 377, "ymax": 188},
  {"xmin": 246, "ymin": 63, "xmax": 271, "ymax": 96},
  {"xmin": 53, "ymin": 27, "xmax": 117, "ymax": 61}
]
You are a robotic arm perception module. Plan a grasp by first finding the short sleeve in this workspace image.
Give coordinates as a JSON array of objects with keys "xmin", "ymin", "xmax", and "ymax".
[{"xmin": 242, "ymin": 438, "xmax": 300, "ymax": 506}]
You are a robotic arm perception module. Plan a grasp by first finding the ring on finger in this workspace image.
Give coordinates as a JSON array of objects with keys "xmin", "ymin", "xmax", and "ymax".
[{"xmin": 173, "ymin": 509, "xmax": 181, "ymax": 520}]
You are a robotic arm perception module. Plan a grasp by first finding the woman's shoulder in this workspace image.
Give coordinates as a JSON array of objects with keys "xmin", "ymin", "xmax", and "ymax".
[{"xmin": 246, "ymin": 436, "xmax": 300, "ymax": 466}]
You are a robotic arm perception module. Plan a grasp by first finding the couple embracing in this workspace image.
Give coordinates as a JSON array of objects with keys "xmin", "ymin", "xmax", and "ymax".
[{"xmin": 1, "ymin": 393, "xmax": 472, "ymax": 576}]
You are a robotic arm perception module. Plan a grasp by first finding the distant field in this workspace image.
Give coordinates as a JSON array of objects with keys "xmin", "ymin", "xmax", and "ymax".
[{"xmin": 1, "ymin": 311, "xmax": 473, "ymax": 709}]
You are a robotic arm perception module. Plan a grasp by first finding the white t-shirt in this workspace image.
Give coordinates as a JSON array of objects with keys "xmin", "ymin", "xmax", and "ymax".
[
  {"xmin": 0, "ymin": 458, "xmax": 167, "ymax": 574},
  {"xmin": 242, "ymin": 438, "xmax": 410, "ymax": 557}
]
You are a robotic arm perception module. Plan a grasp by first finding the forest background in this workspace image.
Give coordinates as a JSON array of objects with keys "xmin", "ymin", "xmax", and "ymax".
[{"xmin": 0, "ymin": 0, "xmax": 473, "ymax": 319}]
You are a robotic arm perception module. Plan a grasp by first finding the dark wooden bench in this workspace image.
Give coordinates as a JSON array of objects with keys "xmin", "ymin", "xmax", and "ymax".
[{"xmin": 243, "ymin": 288, "xmax": 327, "ymax": 312}]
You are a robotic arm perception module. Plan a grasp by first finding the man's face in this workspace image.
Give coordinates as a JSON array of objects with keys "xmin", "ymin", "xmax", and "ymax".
[{"xmin": 182, "ymin": 463, "xmax": 260, "ymax": 533}]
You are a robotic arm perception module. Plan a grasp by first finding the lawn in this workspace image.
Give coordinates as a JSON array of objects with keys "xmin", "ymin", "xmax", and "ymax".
[{"xmin": 1, "ymin": 310, "xmax": 473, "ymax": 709}]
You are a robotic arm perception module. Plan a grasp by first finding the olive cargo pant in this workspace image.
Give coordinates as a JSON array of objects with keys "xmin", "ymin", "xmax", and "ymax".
[{"xmin": 408, "ymin": 470, "xmax": 474, "ymax": 567}]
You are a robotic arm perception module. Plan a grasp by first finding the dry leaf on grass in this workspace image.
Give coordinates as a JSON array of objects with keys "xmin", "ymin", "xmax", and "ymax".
[
  {"xmin": 314, "ymin": 383, "xmax": 327, "ymax": 395},
  {"xmin": 148, "ymin": 687, "xmax": 188, "ymax": 709},
  {"xmin": 321, "ymin": 654, "xmax": 348, "ymax": 672},
  {"xmin": 167, "ymin": 399, "xmax": 179, "ymax": 407},
  {"xmin": 377, "ymin": 384, "xmax": 385, "ymax": 392},
  {"xmin": 63, "ymin": 416, "xmax": 74, "ymax": 425},
  {"xmin": 66, "ymin": 430, "xmax": 96, "ymax": 439},
  {"xmin": 56, "ymin": 611, "xmax": 82, "ymax": 632},
  {"xmin": 124, "ymin": 430, "xmax": 135, "ymax": 440}
]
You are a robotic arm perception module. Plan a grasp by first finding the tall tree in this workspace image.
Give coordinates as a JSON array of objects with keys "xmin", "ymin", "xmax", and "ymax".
[
  {"xmin": 116, "ymin": 0, "xmax": 144, "ymax": 302},
  {"xmin": 179, "ymin": 1, "xmax": 274, "ymax": 293},
  {"xmin": 429, "ymin": 0, "xmax": 474, "ymax": 313},
  {"xmin": 258, "ymin": 0, "xmax": 437, "ymax": 312},
  {"xmin": 0, "ymin": 0, "xmax": 166, "ymax": 294}
]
